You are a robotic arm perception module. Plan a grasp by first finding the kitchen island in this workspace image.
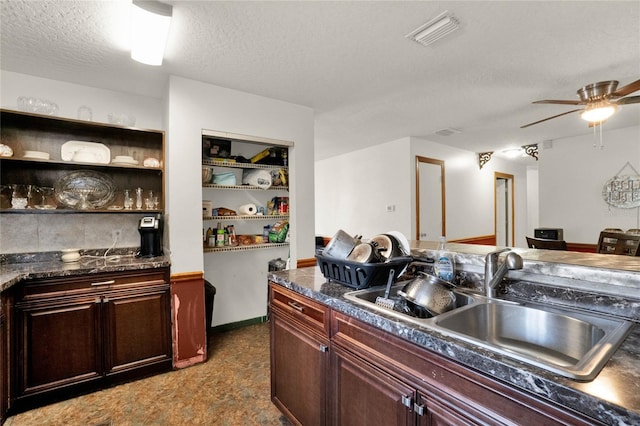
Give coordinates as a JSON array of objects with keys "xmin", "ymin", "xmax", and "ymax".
[
  {"xmin": 268, "ymin": 243, "xmax": 639, "ymax": 425},
  {"xmin": 1, "ymin": 249, "xmax": 172, "ymax": 421}
]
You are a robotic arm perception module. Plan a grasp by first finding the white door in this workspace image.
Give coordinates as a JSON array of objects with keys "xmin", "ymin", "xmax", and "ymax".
[{"xmin": 416, "ymin": 157, "xmax": 445, "ymax": 241}]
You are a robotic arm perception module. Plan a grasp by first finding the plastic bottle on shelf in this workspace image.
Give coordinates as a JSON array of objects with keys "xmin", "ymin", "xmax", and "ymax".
[
  {"xmin": 434, "ymin": 236, "xmax": 455, "ymax": 282},
  {"xmin": 215, "ymin": 222, "xmax": 225, "ymax": 247}
]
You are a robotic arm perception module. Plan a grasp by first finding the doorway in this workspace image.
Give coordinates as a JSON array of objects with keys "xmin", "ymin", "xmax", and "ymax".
[
  {"xmin": 495, "ymin": 172, "xmax": 514, "ymax": 246},
  {"xmin": 416, "ymin": 156, "xmax": 445, "ymax": 241}
]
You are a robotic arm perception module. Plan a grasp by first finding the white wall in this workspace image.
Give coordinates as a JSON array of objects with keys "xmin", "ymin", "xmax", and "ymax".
[
  {"xmin": 166, "ymin": 76, "xmax": 314, "ymax": 326},
  {"xmin": 315, "ymin": 138, "xmax": 412, "ymax": 239},
  {"xmin": 0, "ymin": 71, "xmax": 163, "ymax": 253},
  {"xmin": 316, "ymin": 135, "xmax": 530, "ymax": 248},
  {"xmin": 411, "ymin": 137, "xmax": 529, "ymax": 247},
  {"xmin": 0, "ymin": 71, "xmax": 163, "ymax": 129},
  {"xmin": 539, "ymin": 126, "xmax": 640, "ymax": 244}
]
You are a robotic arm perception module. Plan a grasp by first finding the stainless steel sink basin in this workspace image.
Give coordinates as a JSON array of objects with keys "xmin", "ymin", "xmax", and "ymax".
[
  {"xmin": 432, "ymin": 302, "xmax": 633, "ymax": 380},
  {"xmin": 343, "ymin": 283, "xmax": 476, "ymax": 326},
  {"xmin": 343, "ymin": 284, "xmax": 633, "ymax": 380}
]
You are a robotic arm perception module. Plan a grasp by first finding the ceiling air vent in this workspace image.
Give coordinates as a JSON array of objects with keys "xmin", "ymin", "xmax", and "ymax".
[
  {"xmin": 434, "ymin": 128, "xmax": 462, "ymax": 137},
  {"xmin": 406, "ymin": 11, "xmax": 460, "ymax": 46}
]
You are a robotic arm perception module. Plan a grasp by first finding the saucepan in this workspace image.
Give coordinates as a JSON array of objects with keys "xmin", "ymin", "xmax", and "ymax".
[{"xmin": 323, "ymin": 229, "xmax": 362, "ymax": 259}]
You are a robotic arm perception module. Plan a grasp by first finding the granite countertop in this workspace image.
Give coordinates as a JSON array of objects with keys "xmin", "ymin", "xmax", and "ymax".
[
  {"xmin": 0, "ymin": 248, "xmax": 171, "ymax": 293},
  {"xmin": 268, "ymin": 265, "xmax": 640, "ymax": 425}
]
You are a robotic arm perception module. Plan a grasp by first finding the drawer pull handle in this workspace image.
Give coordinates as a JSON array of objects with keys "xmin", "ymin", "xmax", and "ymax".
[
  {"xmin": 401, "ymin": 395, "xmax": 413, "ymax": 408},
  {"xmin": 91, "ymin": 280, "xmax": 115, "ymax": 286},
  {"xmin": 287, "ymin": 301, "xmax": 304, "ymax": 312}
]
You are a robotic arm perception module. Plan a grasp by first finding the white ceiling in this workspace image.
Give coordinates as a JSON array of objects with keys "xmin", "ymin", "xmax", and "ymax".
[{"xmin": 1, "ymin": 1, "xmax": 639, "ymax": 160}]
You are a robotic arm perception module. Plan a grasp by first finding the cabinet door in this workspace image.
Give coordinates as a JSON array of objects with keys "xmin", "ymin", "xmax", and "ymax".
[
  {"xmin": 271, "ymin": 310, "xmax": 328, "ymax": 426},
  {"xmin": 331, "ymin": 345, "xmax": 415, "ymax": 426},
  {"xmin": 416, "ymin": 392, "xmax": 477, "ymax": 426},
  {"xmin": 1, "ymin": 295, "xmax": 7, "ymax": 423},
  {"xmin": 16, "ymin": 298, "xmax": 102, "ymax": 396},
  {"xmin": 102, "ymin": 287, "xmax": 172, "ymax": 377}
]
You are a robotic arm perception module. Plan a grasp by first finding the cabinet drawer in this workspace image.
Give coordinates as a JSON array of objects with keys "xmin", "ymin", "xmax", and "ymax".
[
  {"xmin": 18, "ymin": 268, "xmax": 170, "ymax": 302},
  {"xmin": 270, "ymin": 284, "xmax": 329, "ymax": 337}
]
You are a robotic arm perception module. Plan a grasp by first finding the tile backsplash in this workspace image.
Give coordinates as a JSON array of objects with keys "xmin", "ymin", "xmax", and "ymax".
[{"xmin": 0, "ymin": 213, "xmax": 143, "ymax": 253}]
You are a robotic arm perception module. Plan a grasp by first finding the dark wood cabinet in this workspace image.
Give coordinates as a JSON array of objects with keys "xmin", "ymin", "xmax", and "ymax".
[
  {"xmin": 11, "ymin": 268, "xmax": 172, "ymax": 412},
  {"xmin": 331, "ymin": 344, "xmax": 415, "ymax": 425},
  {"xmin": 16, "ymin": 296, "xmax": 102, "ymax": 396},
  {"xmin": 331, "ymin": 311, "xmax": 595, "ymax": 426},
  {"xmin": 103, "ymin": 287, "xmax": 171, "ymax": 378},
  {"xmin": 0, "ymin": 290, "xmax": 9, "ymax": 424},
  {"xmin": 270, "ymin": 284, "xmax": 329, "ymax": 426},
  {"xmin": 269, "ymin": 283, "xmax": 600, "ymax": 426}
]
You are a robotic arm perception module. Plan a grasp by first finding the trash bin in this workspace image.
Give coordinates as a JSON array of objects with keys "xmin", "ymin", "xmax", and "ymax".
[{"xmin": 204, "ymin": 280, "xmax": 216, "ymax": 333}]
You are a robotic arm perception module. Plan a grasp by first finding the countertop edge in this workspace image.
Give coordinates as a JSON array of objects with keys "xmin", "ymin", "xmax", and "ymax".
[{"xmin": 1, "ymin": 254, "xmax": 171, "ymax": 293}]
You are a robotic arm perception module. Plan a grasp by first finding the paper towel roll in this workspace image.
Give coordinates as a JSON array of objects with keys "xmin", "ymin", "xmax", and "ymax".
[{"xmin": 238, "ymin": 203, "xmax": 257, "ymax": 215}]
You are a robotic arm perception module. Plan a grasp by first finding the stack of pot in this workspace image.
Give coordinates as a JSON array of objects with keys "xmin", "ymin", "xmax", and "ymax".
[{"xmin": 322, "ymin": 229, "xmax": 409, "ymax": 264}]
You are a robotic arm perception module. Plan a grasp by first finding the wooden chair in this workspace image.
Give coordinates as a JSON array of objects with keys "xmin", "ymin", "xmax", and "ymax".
[
  {"xmin": 597, "ymin": 231, "xmax": 640, "ymax": 256},
  {"xmin": 526, "ymin": 236, "xmax": 567, "ymax": 251}
]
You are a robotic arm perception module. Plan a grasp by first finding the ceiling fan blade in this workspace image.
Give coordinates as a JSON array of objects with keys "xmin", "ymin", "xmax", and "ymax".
[
  {"xmin": 614, "ymin": 95, "xmax": 640, "ymax": 105},
  {"xmin": 613, "ymin": 79, "xmax": 640, "ymax": 97},
  {"xmin": 520, "ymin": 109, "xmax": 583, "ymax": 128},
  {"xmin": 532, "ymin": 99, "xmax": 583, "ymax": 105}
]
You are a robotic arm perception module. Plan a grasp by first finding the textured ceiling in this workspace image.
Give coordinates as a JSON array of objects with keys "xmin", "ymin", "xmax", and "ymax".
[{"xmin": 1, "ymin": 1, "xmax": 639, "ymax": 160}]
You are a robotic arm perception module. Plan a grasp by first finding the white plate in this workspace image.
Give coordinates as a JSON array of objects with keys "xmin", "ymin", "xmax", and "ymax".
[
  {"xmin": 111, "ymin": 159, "xmax": 139, "ymax": 165},
  {"xmin": 387, "ymin": 231, "xmax": 410, "ymax": 256},
  {"xmin": 23, "ymin": 150, "xmax": 50, "ymax": 160},
  {"xmin": 61, "ymin": 141, "xmax": 110, "ymax": 164}
]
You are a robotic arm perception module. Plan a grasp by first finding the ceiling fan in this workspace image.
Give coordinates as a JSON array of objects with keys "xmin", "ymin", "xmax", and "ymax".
[{"xmin": 521, "ymin": 79, "xmax": 640, "ymax": 128}]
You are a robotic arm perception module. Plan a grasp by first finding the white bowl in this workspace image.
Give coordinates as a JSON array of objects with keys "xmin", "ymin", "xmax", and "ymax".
[
  {"xmin": 114, "ymin": 155, "xmax": 134, "ymax": 162},
  {"xmin": 61, "ymin": 248, "xmax": 81, "ymax": 263}
]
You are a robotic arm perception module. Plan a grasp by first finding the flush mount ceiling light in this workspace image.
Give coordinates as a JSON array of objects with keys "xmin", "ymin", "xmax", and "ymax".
[
  {"xmin": 501, "ymin": 148, "xmax": 525, "ymax": 159},
  {"xmin": 580, "ymin": 101, "xmax": 618, "ymax": 123},
  {"xmin": 406, "ymin": 11, "xmax": 460, "ymax": 46},
  {"xmin": 131, "ymin": 0, "xmax": 173, "ymax": 66},
  {"xmin": 479, "ymin": 144, "xmax": 538, "ymax": 169}
]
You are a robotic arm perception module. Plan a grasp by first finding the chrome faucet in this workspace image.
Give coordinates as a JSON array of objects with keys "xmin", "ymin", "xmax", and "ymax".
[{"xmin": 484, "ymin": 249, "xmax": 523, "ymax": 298}]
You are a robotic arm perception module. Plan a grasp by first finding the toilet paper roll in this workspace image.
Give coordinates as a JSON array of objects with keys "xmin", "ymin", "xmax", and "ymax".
[{"xmin": 238, "ymin": 203, "xmax": 257, "ymax": 215}]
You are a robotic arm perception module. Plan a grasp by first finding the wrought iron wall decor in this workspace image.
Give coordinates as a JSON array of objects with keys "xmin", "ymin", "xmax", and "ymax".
[
  {"xmin": 602, "ymin": 162, "xmax": 640, "ymax": 209},
  {"xmin": 478, "ymin": 152, "xmax": 493, "ymax": 169}
]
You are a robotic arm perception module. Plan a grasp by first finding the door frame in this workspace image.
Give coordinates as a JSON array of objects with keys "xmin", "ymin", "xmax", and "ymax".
[
  {"xmin": 415, "ymin": 156, "xmax": 446, "ymax": 240},
  {"xmin": 494, "ymin": 172, "xmax": 515, "ymax": 247}
]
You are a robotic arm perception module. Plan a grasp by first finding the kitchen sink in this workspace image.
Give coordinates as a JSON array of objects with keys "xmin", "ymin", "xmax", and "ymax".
[
  {"xmin": 433, "ymin": 302, "xmax": 633, "ymax": 380},
  {"xmin": 343, "ymin": 282, "xmax": 476, "ymax": 326},
  {"xmin": 343, "ymin": 284, "xmax": 633, "ymax": 380}
]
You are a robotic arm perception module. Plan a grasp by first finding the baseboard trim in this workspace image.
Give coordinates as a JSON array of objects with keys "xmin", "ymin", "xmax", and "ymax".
[
  {"xmin": 210, "ymin": 316, "xmax": 268, "ymax": 334},
  {"xmin": 296, "ymin": 257, "xmax": 317, "ymax": 268},
  {"xmin": 449, "ymin": 235, "xmax": 496, "ymax": 245}
]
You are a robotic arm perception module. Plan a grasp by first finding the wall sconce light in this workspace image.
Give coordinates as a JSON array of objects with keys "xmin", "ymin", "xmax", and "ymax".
[
  {"xmin": 131, "ymin": 0, "xmax": 173, "ymax": 66},
  {"xmin": 478, "ymin": 152, "xmax": 493, "ymax": 169}
]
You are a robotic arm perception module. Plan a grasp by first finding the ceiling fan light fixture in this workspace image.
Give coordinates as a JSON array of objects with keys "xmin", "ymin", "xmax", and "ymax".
[
  {"xmin": 131, "ymin": 0, "xmax": 173, "ymax": 66},
  {"xmin": 580, "ymin": 102, "xmax": 617, "ymax": 123},
  {"xmin": 406, "ymin": 11, "xmax": 460, "ymax": 46}
]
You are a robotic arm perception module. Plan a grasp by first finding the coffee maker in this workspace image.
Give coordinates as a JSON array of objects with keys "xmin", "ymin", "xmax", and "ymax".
[{"xmin": 138, "ymin": 214, "xmax": 163, "ymax": 257}]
